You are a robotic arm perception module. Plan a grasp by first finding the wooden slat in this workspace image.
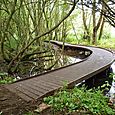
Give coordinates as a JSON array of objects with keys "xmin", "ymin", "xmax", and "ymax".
[
  {"xmin": 12, "ymin": 84, "xmax": 39, "ymax": 99},
  {"xmin": 19, "ymin": 82, "xmax": 44, "ymax": 96},
  {"xmin": 31, "ymin": 80, "xmax": 59, "ymax": 89},
  {"xmin": 5, "ymin": 85, "xmax": 33, "ymax": 102},
  {"xmin": 25, "ymin": 81, "xmax": 50, "ymax": 93}
]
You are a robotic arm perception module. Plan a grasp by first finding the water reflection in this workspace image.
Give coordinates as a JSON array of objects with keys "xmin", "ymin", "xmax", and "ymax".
[
  {"xmin": 29, "ymin": 42, "xmax": 92, "ymax": 77},
  {"xmin": 29, "ymin": 51, "xmax": 83, "ymax": 77},
  {"xmin": 16, "ymin": 43, "xmax": 92, "ymax": 79}
]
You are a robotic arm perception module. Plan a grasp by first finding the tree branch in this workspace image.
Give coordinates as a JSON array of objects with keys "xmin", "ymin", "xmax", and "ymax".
[{"xmin": 8, "ymin": 0, "xmax": 77, "ymax": 72}]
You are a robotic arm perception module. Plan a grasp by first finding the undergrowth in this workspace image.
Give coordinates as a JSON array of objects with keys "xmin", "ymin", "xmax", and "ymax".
[
  {"xmin": 0, "ymin": 72, "xmax": 16, "ymax": 84},
  {"xmin": 65, "ymin": 37, "xmax": 115, "ymax": 50},
  {"xmin": 44, "ymin": 85, "xmax": 115, "ymax": 114}
]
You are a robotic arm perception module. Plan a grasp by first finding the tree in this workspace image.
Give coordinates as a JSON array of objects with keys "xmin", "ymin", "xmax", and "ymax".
[
  {"xmin": 80, "ymin": 0, "xmax": 115, "ymax": 28},
  {"xmin": 77, "ymin": 0, "xmax": 114, "ymax": 44},
  {"xmin": 81, "ymin": 0, "xmax": 90, "ymax": 41},
  {"xmin": 0, "ymin": 0, "xmax": 77, "ymax": 74},
  {"xmin": 100, "ymin": 0, "xmax": 115, "ymax": 27}
]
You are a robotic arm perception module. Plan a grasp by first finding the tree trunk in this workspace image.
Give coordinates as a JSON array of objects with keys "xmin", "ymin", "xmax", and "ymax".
[
  {"xmin": 92, "ymin": 0, "xmax": 96, "ymax": 44},
  {"xmin": 98, "ymin": 17, "xmax": 105, "ymax": 40},
  {"xmin": 98, "ymin": 1, "xmax": 106, "ymax": 40},
  {"xmin": 81, "ymin": 0, "xmax": 90, "ymax": 41},
  {"xmin": 92, "ymin": 0, "xmax": 104, "ymax": 44}
]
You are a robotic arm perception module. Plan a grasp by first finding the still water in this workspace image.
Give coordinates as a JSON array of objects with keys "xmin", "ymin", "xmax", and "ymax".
[
  {"xmin": 16, "ymin": 48, "xmax": 89, "ymax": 79},
  {"xmin": 29, "ymin": 51, "xmax": 83, "ymax": 77},
  {"xmin": 16, "ymin": 42, "xmax": 92, "ymax": 78}
]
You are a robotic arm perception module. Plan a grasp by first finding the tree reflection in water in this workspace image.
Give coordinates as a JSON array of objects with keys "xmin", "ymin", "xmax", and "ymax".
[{"xmin": 16, "ymin": 42, "xmax": 92, "ymax": 80}]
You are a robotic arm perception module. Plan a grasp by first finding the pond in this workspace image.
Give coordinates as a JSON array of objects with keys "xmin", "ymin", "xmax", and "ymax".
[{"xmin": 14, "ymin": 42, "xmax": 92, "ymax": 80}]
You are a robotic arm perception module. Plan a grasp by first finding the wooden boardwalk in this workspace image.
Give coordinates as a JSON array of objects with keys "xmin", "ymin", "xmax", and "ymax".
[{"xmin": 5, "ymin": 41, "xmax": 115, "ymax": 102}]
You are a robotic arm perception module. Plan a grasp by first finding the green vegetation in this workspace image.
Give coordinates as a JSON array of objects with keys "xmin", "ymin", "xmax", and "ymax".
[
  {"xmin": 97, "ymin": 38, "xmax": 115, "ymax": 49},
  {"xmin": 24, "ymin": 112, "xmax": 36, "ymax": 115},
  {"xmin": 0, "ymin": 72, "xmax": 16, "ymax": 84},
  {"xmin": 1, "ymin": 0, "xmax": 115, "ymax": 76},
  {"xmin": 0, "ymin": 112, "xmax": 3, "ymax": 115},
  {"xmin": 66, "ymin": 36, "xmax": 115, "ymax": 50},
  {"xmin": 44, "ymin": 86, "xmax": 115, "ymax": 115},
  {"xmin": 0, "ymin": 0, "xmax": 115, "ymax": 114}
]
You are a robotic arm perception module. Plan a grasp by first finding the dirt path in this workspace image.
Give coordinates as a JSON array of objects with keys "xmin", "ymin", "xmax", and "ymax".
[{"xmin": 0, "ymin": 85, "xmax": 40, "ymax": 115}]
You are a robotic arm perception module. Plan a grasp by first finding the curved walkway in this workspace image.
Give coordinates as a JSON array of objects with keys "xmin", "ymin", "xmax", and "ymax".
[{"xmin": 5, "ymin": 41, "xmax": 115, "ymax": 102}]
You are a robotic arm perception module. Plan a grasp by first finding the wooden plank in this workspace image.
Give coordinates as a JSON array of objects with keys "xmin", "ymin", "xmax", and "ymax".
[
  {"xmin": 5, "ymin": 85, "xmax": 33, "ymax": 102},
  {"xmin": 24, "ymin": 81, "xmax": 50, "ymax": 93},
  {"xmin": 32, "ymin": 74, "xmax": 65, "ymax": 85},
  {"xmin": 12, "ymin": 83, "xmax": 39, "ymax": 99},
  {"xmin": 30, "ymin": 80, "xmax": 59, "ymax": 89},
  {"xmin": 43, "ymin": 75, "xmax": 71, "ymax": 83},
  {"xmin": 34, "ymin": 72, "xmax": 74, "ymax": 84},
  {"xmin": 19, "ymin": 82, "xmax": 44, "ymax": 96},
  {"xmin": 28, "ymin": 80, "xmax": 53, "ymax": 91}
]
